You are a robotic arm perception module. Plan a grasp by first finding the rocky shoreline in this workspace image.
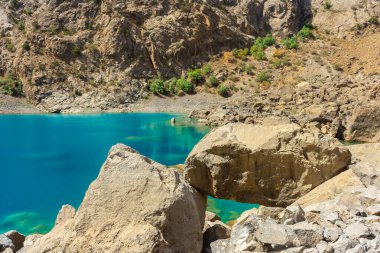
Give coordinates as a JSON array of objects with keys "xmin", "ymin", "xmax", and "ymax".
[{"xmin": 1, "ymin": 120, "xmax": 379, "ymax": 253}]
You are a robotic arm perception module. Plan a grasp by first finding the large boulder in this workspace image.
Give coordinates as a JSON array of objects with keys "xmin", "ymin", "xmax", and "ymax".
[
  {"xmin": 185, "ymin": 122, "xmax": 351, "ymax": 206},
  {"xmin": 21, "ymin": 144, "xmax": 206, "ymax": 253}
]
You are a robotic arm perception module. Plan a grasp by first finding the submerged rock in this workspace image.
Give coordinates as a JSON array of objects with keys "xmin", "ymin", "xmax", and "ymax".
[
  {"xmin": 185, "ymin": 122, "xmax": 351, "ymax": 206},
  {"xmin": 21, "ymin": 144, "xmax": 206, "ymax": 253}
]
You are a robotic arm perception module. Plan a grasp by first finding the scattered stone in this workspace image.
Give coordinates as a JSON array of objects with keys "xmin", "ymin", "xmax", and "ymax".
[
  {"xmin": 290, "ymin": 222, "xmax": 323, "ymax": 247},
  {"xmin": 205, "ymin": 211, "xmax": 221, "ymax": 223},
  {"xmin": 332, "ymin": 235, "xmax": 354, "ymax": 253},
  {"xmin": 316, "ymin": 241, "xmax": 334, "ymax": 253},
  {"xmin": 255, "ymin": 220, "xmax": 296, "ymax": 247},
  {"xmin": 323, "ymin": 226, "xmax": 343, "ymax": 243},
  {"xmin": 258, "ymin": 206, "xmax": 285, "ymax": 220},
  {"xmin": 279, "ymin": 205, "xmax": 306, "ymax": 225},
  {"xmin": 344, "ymin": 223, "xmax": 373, "ymax": 240},
  {"xmin": 202, "ymin": 221, "xmax": 231, "ymax": 253}
]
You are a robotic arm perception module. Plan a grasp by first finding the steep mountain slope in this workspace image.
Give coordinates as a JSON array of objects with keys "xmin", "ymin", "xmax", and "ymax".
[{"xmin": 0, "ymin": 0, "xmax": 378, "ymax": 114}]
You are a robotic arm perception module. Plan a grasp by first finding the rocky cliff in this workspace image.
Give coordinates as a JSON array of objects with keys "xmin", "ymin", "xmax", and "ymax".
[{"xmin": 0, "ymin": 0, "xmax": 378, "ymax": 113}]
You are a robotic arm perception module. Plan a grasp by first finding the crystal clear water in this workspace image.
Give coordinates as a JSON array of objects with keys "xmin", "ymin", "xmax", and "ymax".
[{"xmin": 0, "ymin": 113, "xmax": 258, "ymax": 235}]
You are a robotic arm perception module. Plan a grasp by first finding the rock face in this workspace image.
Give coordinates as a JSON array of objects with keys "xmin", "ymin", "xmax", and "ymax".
[
  {"xmin": 0, "ymin": 0, "xmax": 313, "ymax": 112},
  {"xmin": 311, "ymin": 0, "xmax": 380, "ymax": 37},
  {"xmin": 0, "ymin": 0, "xmax": 377, "ymax": 115},
  {"xmin": 21, "ymin": 144, "xmax": 206, "ymax": 253},
  {"xmin": 185, "ymin": 122, "xmax": 351, "ymax": 206}
]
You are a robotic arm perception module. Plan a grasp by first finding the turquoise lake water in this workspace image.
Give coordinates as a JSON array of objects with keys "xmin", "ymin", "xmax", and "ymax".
[{"xmin": 0, "ymin": 113, "xmax": 258, "ymax": 235}]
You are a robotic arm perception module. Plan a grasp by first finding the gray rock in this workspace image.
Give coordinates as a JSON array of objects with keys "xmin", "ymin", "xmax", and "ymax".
[
  {"xmin": 303, "ymin": 248, "xmax": 318, "ymax": 253},
  {"xmin": 316, "ymin": 241, "xmax": 334, "ymax": 253},
  {"xmin": 0, "ymin": 234, "xmax": 14, "ymax": 251},
  {"xmin": 279, "ymin": 205, "xmax": 306, "ymax": 225},
  {"xmin": 202, "ymin": 221, "xmax": 231, "ymax": 253},
  {"xmin": 321, "ymin": 211, "xmax": 341, "ymax": 224},
  {"xmin": 323, "ymin": 226, "xmax": 342, "ymax": 243},
  {"xmin": 344, "ymin": 223, "xmax": 373, "ymax": 240},
  {"xmin": 255, "ymin": 220, "xmax": 296, "ymax": 247},
  {"xmin": 366, "ymin": 204, "xmax": 380, "ymax": 216},
  {"xmin": 290, "ymin": 222, "xmax": 323, "ymax": 247},
  {"xmin": 210, "ymin": 239, "xmax": 229, "ymax": 253},
  {"xmin": 258, "ymin": 206, "xmax": 285, "ymax": 220},
  {"xmin": 332, "ymin": 235, "xmax": 354, "ymax": 253},
  {"xmin": 346, "ymin": 244, "xmax": 366, "ymax": 253}
]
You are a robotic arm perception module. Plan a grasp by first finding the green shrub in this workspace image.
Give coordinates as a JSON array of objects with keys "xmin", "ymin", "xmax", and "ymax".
[
  {"xmin": 208, "ymin": 76, "xmax": 219, "ymax": 87},
  {"xmin": 216, "ymin": 85, "xmax": 229, "ymax": 97},
  {"xmin": 251, "ymin": 46, "xmax": 267, "ymax": 60},
  {"xmin": 176, "ymin": 78, "xmax": 193, "ymax": 93},
  {"xmin": 4, "ymin": 38, "xmax": 15, "ymax": 52},
  {"xmin": 24, "ymin": 8, "xmax": 33, "ymax": 16},
  {"xmin": 201, "ymin": 65, "xmax": 212, "ymax": 76},
  {"xmin": 71, "ymin": 45, "xmax": 82, "ymax": 56},
  {"xmin": 187, "ymin": 69, "xmax": 203, "ymax": 83},
  {"xmin": 369, "ymin": 16, "xmax": 379, "ymax": 25},
  {"xmin": 32, "ymin": 20, "xmax": 40, "ymax": 31},
  {"xmin": 167, "ymin": 78, "xmax": 178, "ymax": 94},
  {"xmin": 282, "ymin": 36, "xmax": 299, "ymax": 49},
  {"xmin": 149, "ymin": 78, "xmax": 165, "ymax": 94},
  {"xmin": 241, "ymin": 63, "xmax": 254, "ymax": 74},
  {"xmin": 17, "ymin": 21, "xmax": 25, "ymax": 31},
  {"xmin": 8, "ymin": 0, "xmax": 19, "ymax": 9},
  {"xmin": 250, "ymin": 35, "xmax": 275, "ymax": 60},
  {"xmin": 47, "ymin": 25, "xmax": 60, "ymax": 35},
  {"xmin": 297, "ymin": 25, "xmax": 314, "ymax": 41},
  {"xmin": 22, "ymin": 41, "xmax": 30, "ymax": 51},
  {"xmin": 271, "ymin": 57, "xmax": 290, "ymax": 69},
  {"xmin": 333, "ymin": 64, "xmax": 343, "ymax": 71},
  {"xmin": 86, "ymin": 43, "xmax": 98, "ymax": 53},
  {"xmin": 0, "ymin": 74, "xmax": 23, "ymax": 96},
  {"xmin": 256, "ymin": 71, "xmax": 270, "ymax": 83},
  {"xmin": 63, "ymin": 27, "xmax": 76, "ymax": 36},
  {"xmin": 261, "ymin": 34, "xmax": 276, "ymax": 47},
  {"xmin": 86, "ymin": 20, "xmax": 94, "ymax": 30},
  {"xmin": 232, "ymin": 48, "xmax": 249, "ymax": 59},
  {"xmin": 255, "ymin": 34, "xmax": 276, "ymax": 49},
  {"xmin": 323, "ymin": 0, "xmax": 332, "ymax": 9}
]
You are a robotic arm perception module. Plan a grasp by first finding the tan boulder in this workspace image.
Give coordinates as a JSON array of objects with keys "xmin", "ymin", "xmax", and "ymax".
[
  {"xmin": 21, "ymin": 144, "xmax": 206, "ymax": 253},
  {"xmin": 296, "ymin": 143, "xmax": 380, "ymax": 207},
  {"xmin": 185, "ymin": 122, "xmax": 351, "ymax": 207},
  {"xmin": 295, "ymin": 169, "xmax": 364, "ymax": 207}
]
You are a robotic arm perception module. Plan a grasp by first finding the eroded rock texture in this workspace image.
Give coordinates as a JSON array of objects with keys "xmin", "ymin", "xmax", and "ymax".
[
  {"xmin": 21, "ymin": 144, "xmax": 206, "ymax": 253},
  {"xmin": 185, "ymin": 121, "xmax": 351, "ymax": 206}
]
